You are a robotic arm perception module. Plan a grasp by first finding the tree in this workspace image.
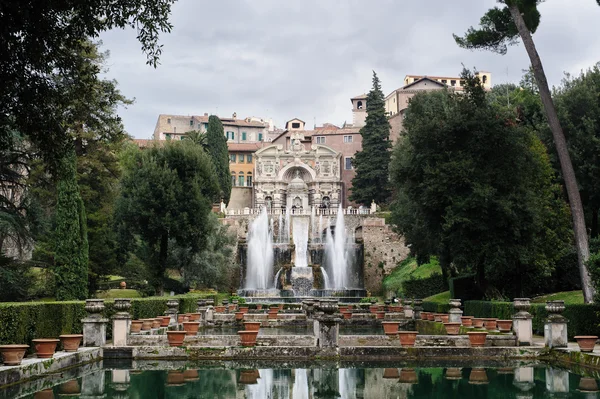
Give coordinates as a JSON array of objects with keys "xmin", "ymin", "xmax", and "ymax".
[
  {"xmin": 205, "ymin": 116, "xmax": 232, "ymax": 205},
  {"xmin": 350, "ymin": 72, "xmax": 392, "ymax": 205},
  {"xmin": 185, "ymin": 130, "xmax": 208, "ymax": 148},
  {"xmin": 54, "ymin": 148, "xmax": 89, "ymax": 300},
  {"xmin": 390, "ymin": 71, "xmax": 572, "ymax": 298},
  {"xmin": 454, "ymin": 0, "xmax": 597, "ymax": 302},
  {"xmin": 115, "ymin": 141, "xmax": 220, "ymax": 293},
  {"xmin": 0, "ymin": 0, "xmax": 175, "ymax": 165}
]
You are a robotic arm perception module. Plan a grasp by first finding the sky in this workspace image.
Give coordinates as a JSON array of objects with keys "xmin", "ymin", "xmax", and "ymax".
[{"xmin": 98, "ymin": 0, "xmax": 600, "ymax": 139}]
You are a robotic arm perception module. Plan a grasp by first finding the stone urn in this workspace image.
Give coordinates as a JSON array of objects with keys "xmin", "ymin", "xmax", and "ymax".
[
  {"xmin": 182, "ymin": 322, "xmax": 200, "ymax": 336},
  {"xmin": 166, "ymin": 298, "xmax": 179, "ymax": 312},
  {"xmin": 443, "ymin": 323, "xmax": 461, "ymax": 335},
  {"xmin": 483, "ymin": 318, "xmax": 497, "ymax": 331},
  {"xmin": 130, "ymin": 320, "xmax": 143, "ymax": 333},
  {"xmin": 238, "ymin": 330, "xmax": 259, "ymax": 347},
  {"xmin": 398, "ymin": 331, "xmax": 418, "ymax": 347},
  {"xmin": 449, "ymin": 298, "xmax": 462, "ymax": 308},
  {"xmin": 316, "ymin": 299, "xmax": 339, "ymax": 315},
  {"xmin": 59, "ymin": 334, "xmax": 83, "ymax": 352},
  {"xmin": 575, "ymin": 336, "xmax": 598, "ymax": 353},
  {"xmin": 497, "ymin": 320, "xmax": 513, "ymax": 333},
  {"xmin": 85, "ymin": 299, "xmax": 105, "ymax": 318},
  {"xmin": 467, "ymin": 331, "xmax": 488, "ymax": 347},
  {"xmin": 114, "ymin": 298, "xmax": 132, "ymax": 314},
  {"xmin": 32, "ymin": 338, "xmax": 60, "ymax": 358},
  {"xmin": 381, "ymin": 321, "xmax": 400, "ymax": 335},
  {"xmin": 469, "ymin": 368, "xmax": 488, "ymax": 385},
  {"xmin": 243, "ymin": 322, "xmax": 261, "ymax": 332},
  {"xmin": 0, "ymin": 344, "xmax": 29, "ymax": 366},
  {"xmin": 472, "ymin": 318, "xmax": 484, "ymax": 328},
  {"xmin": 546, "ymin": 300, "xmax": 567, "ymax": 322},
  {"xmin": 513, "ymin": 298, "xmax": 531, "ymax": 314},
  {"xmin": 166, "ymin": 331, "xmax": 187, "ymax": 347},
  {"xmin": 461, "ymin": 316, "xmax": 473, "ymax": 327}
]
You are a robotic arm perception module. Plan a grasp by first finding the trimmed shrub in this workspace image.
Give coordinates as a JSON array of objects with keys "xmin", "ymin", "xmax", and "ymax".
[
  {"xmin": 421, "ymin": 301, "xmax": 451, "ymax": 313},
  {"xmin": 403, "ymin": 273, "xmax": 446, "ymax": 299}
]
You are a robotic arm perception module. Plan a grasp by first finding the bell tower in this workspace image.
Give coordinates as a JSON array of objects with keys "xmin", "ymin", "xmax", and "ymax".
[{"xmin": 351, "ymin": 94, "xmax": 367, "ymax": 127}]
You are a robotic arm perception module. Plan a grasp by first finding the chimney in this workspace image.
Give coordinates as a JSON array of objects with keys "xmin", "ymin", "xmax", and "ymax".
[
  {"xmin": 204, "ymin": 113, "xmax": 208, "ymax": 116},
  {"xmin": 232, "ymin": 112, "xmax": 237, "ymax": 118}
]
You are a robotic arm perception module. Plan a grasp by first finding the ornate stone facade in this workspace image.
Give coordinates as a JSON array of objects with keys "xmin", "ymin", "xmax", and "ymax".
[{"xmin": 254, "ymin": 132, "xmax": 343, "ymax": 211}]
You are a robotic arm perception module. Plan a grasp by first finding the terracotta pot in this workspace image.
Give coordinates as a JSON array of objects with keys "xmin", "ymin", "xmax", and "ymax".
[
  {"xmin": 382, "ymin": 321, "xmax": 400, "ymax": 335},
  {"xmin": 183, "ymin": 369, "xmax": 199, "ymax": 381},
  {"xmin": 278, "ymin": 304, "xmax": 284, "ymax": 310},
  {"xmin": 445, "ymin": 368, "xmax": 462, "ymax": 380},
  {"xmin": 239, "ymin": 307, "xmax": 249, "ymax": 314},
  {"xmin": 182, "ymin": 322, "xmax": 200, "ymax": 336},
  {"xmin": 472, "ymin": 318, "xmax": 484, "ymax": 328},
  {"xmin": 0, "ymin": 344, "xmax": 29, "ymax": 366},
  {"xmin": 239, "ymin": 369, "xmax": 259, "ymax": 384},
  {"xmin": 141, "ymin": 319, "xmax": 153, "ymax": 330},
  {"xmin": 398, "ymin": 331, "xmax": 418, "ymax": 347},
  {"xmin": 496, "ymin": 320, "xmax": 513, "ymax": 333},
  {"xmin": 440, "ymin": 314, "xmax": 449, "ymax": 323},
  {"xmin": 130, "ymin": 320, "xmax": 143, "ymax": 333},
  {"xmin": 244, "ymin": 322, "xmax": 261, "ymax": 331},
  {"xmin": 383, "ymin": 368, "xmax": 399, "ymax": 379},
  {"xmin": 469, "ymin": 368, "xmax": 488, "ymax": 385},
  {"xmin": 160, "ymin": 316, "xmax": 171, "ymax": 327},
  {"xmin": 342, "ymin": 311, "xmax": 352, "ymax": 320},
  {"xmin": 189, "ymin": 313, "xmax": 201, "ymax": 322},
  {"xmin": 32, "ymin": 339, "xmax": 59, "ymax": 358},
  {"xmin": 369, "ymin": 305, "xmax": 379, "ymax": 314},
  {"xmin": 483, "ymin": 318, "xmax": 497, "ymax": 331},
  {"xmin": 420, "ymin": 312, "xmax": 429, "ymax": 320},
  {"xmin": 398, "ymin": 368, "xmax": 418, "ymax": 384},
  {"xmin": 235, "ymin": 311, "xmax": 245, "ymax": 321},
  {"xmin": 166, "ymin": 370, "xmax": 185, "ymax": 386},
  {"xmin": 496, "ymin": 367, "xmax": 514, "ymax": 374},
  {"xmin": 215, "ymin": 306, "xmax": 226, "ymax": 313},
  {"xmin": 579, "ymin": 377, "xmax": 599, "ymax": 392},
  {"xmin": 339, "ymin": 306, "xmax": 347, "ymax": 313},
  {"xmin": 59, "ymin": 334, "xmax": 83, "ymax": 352},
  {"xmin": 33, "ymin": 389, "xmax": 54, "ymax": 399},
  {"xmin": 433, "ymin": 314, "xmax": 442, "ymax": 322},
  {"xmin": 376, "ymin": 311, "xmax": 385, "ymax": 320},
  {"xmin": 256, "ymin": 304, "xmax": 263, "ymax": 311},
  {"xmin": 267, "ymin": 310, "xmax": 278, "ymax": 320},
  {"xmin": 177, "ymin": 315, "xmax": 186, "ymax": 323},
  {"xmin": 59, "ymin": 379, "xmax": 81, "ymax": 394},
  {"xmin": 460, "ymin": 316, "xmax": 473, "ymax": 327},
  {"xmin": 228, "ymin": 304, "xmax": 236, "ymax": 313},
  {"xmin": 238, "ymin": 330, "xmax": 259, "ymax": 347},
  {"xmin": 166, "ymin": 331, "xmax": 187, "ymax": 347},
  {"xmin": 575, "ymin": 336, "xmax": 598, "ymax": 353},
  {"xmin": 467, "ymin": 331, "xmax": 488, "ymax": 347},
  {"xmin": 120, "ymin": 281, "xmax": 127, "ymax": 289},
  {"xmin": 151, "ymin": 318, "xmax": 161, "ymax": 329},
  {"xmin": 427, "ymin": 313, "xmax": 435, "ymax": 321},
  {"xmin": 443, "ymin": 323, "xmax": 461, "ymax": 335}
]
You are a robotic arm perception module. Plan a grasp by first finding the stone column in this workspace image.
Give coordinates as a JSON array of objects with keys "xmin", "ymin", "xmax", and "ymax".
[
  {"xmin": 545, "ymin": 367, "xmax": 569, "ymax": 394},
  {"xmin": 197, "ymin": 299, "xmax": 207, "ymax": 323},
  {"xmin": 413, "ymin": 299, "xmax": 423, "ymax": 320},
  {"xmin": 403, "ymin": 299, "xmax": 413, "ymax": 319},
  {"xmin": 112, "ymin": 299, "xmax": 132, "ymax": 347},
  {"xmin": 513, "ymin": 298, "xmax": 533, "ymax": 346},
  {"xmin": 82, "ymin": 299, "xmax": 108, "ymax": 347},
  {"xmin": 315, "ymin": 300, "xmax": 340, "ymax": 348},
  {"xmin": 205, "ymin": 299, "xmax": 214, "ymax": 322},
  {"xmin": 448, "ymin": 299, "xmax": 463, "ymax": 323},
  {"xmin": 544, "ymin": 300, "xmax": 568, "ymax": 349},
  {"xmin": 165, "ymin": 299, "xmax": 179, "ymax": 325}
]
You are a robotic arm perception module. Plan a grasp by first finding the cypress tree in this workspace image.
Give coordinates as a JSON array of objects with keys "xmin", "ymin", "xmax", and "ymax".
[
  {"xmin": 350, "ymin": 71, "xmax": 392, "ymax": 205},
  {"xmin": 206, "ymin": 115, "xmax": 232, "ymax": 204},
  {"xmin": 54, "ymin": 148, "xmax": 89, "ymax": 300}
]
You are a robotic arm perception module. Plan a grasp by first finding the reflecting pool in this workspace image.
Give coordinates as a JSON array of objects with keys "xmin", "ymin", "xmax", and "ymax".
[{"xmin": 6, "ymin": 362, "xmax": 600, "ymax": 398}]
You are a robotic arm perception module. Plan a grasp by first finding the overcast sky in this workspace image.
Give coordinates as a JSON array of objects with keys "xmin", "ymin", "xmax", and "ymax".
[{"xmin": 99, "ymin": 0, "xmax": 600, "ymax": 138}]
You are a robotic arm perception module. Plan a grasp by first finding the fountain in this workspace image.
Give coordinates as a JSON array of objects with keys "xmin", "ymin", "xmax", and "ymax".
[
  {"xmin": 245, "ymin": 208, "xmax": 274, "ymax": 290},
  {"xmin": 325, "ymin": 205, "xmax": 351, "ymax": 289}
]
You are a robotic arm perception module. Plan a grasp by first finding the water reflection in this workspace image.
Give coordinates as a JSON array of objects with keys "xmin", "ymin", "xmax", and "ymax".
[{"xmin": 12, "ymin": 365, "xmax": 600, "ymax": 398}]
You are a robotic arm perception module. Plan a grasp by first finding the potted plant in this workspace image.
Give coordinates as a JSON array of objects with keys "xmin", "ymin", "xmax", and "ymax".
[
  {"xmin": 381, "ymin": 321, "xmax": 400, "ymax": 335},
  {"xmin": 496, "ymin": 320, "xmax": 513, "ymax": 333},
  {"xmin": 467, "ymin": 331, "xmax": 488, "ymax": 347},
  {"xmin": 167, "ymin": 331, "xmax": 187, "ymax": 347},
  {"xmin": 0, "ymin": 344, "xmax": 29, "ymax": 366},
  {"xmin": 238, "ymin": 330, "xmax": 259, "ymax": 347},
  {"xmin": 398, "ymin": 331, "xmax": 418, "ymax": 347},
  {"xmin": 472, "ymin": 318, "xmax": 485, "ymax": 328},
  {"xmin": 575, "ymin": 336, "xmax": 598, "ymax": 352},
  {"xmin": 32, "ymin": 338, "xmax": 60, "ymax": 358},
  {"xmin": 443, "ymin": 323, "xmax": 461, "ymax": 335},
  {"xmin": 243, "ymin": 322, "xmax": 261, "ymax": 332},
  {"xmin": 182, "ymin": 321, "xmax": 201, "ymax": 336},
  {"xmin": 460, "ymin": 316, "xmax": 473, "ymax": 327},
  {"xmin": 59, "ymin": 334, "xmax": 83, "ymax": 352}
]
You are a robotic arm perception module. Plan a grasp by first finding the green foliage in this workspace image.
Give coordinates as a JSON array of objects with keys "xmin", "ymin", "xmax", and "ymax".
[
  {"xmin": 587, "ymin": 239, "xmax": 600, "ymax": 302},
  {"xmin": 115, "ymin": 141, "xmax": 220, "ymax": 293},
  {"xmin": 228, "ymin": 295, "xmax": 246, "ymax": 305},
  {"xmin": 54, "ymin": 149, "xmax": 89, "ymax": 300},
  {"xmin": 449, "ymin": 274, "xmax": 482, "ymax": 302},
  {"xmin": 421, "ymin": 301, "xmax": 451, "ymax": 313},
  {"xmin": 403, "ymin": 273, "xmax": 447, "ymax": 299},
  {"xmin": 390, "ymin": 70, "xmax": 572, "ymax": 298},
  {"xmin": 359, "ymin": 297, "xmax": 378, "ymax": 303},
  {"xmin": 531, "ymin": 290, "xmax": 584, "ymax": 305},
  {"xmin": 383, "ymin": 257, "xmax": 443, "ymax": 296},
  {"xmin": 206, "ymin": 116, "xmax": 232, "ymax": 204},
  {"xmin": 350, "ymin": 72, "xmax": 392, "ymax": 205},
  {"xmin": 423, "ymin": 291, "xmax": 451, "ymax": 304},
  {"xmin": 0, "ymin": 255, "xmax": 31, "ymax": 301}
]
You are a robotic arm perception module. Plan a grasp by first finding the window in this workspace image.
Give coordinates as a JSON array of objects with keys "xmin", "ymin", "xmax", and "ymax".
[
  {"xmin": 239, "ymin": 154, "xmax": 244, "ymax": 163},
  {"xmin": 241, "ymin": 132, "xmax": 246, "ymax": 141},
  {"xmin": 246, "ymin": 174, "xmax": 252, "ymax": 187},
  {"xmin": 204, "ymin": 123, "xmax": 209, "ymax": 130},
  {"xmin": 460, "ymin": 80, "xmax": 465, "ymax": 87},
  {"xmin": 451, "ymin": 80, "xmax": 456, "ymax": 87},
  {"xmin": 189, "ymin": 120, "xmax": 193, "ymax": 126},
  {"xmin": 231, "ymin": 174, "xmax": 236, "ymax": 186},
  {"xmin": 357, "ymin": 101, "xmax": 363, "ymax": 109},
  {"xmin": 482, "ymin": 75, "xmax": 488, "ymax": 84},
  {"xmin": 226, "ymin": 131, "xmax": 235, "ymax": 140},
  {"xmin": 165, "ymin": 133, "xmax": 172, "ymax": 140},
  {"xmin": 247, "ymin": 154, "xmax": 252, "ymax": 163},
  {"xmin": 441, "ymin": 79, "xmax": 447, "ymax": 84},
  {"xmin": 238, "ymin": 173, "xmax": 245, "ymax": 187},
  {"xmin": 167, "ymin": 118, "xmax": 171, "ymax": 124},
  {"xmin": 173, "ymin": 127, "xmax": 177, "ymax": 133},
  {"xmin": 197, "ymin": 123, "xmax": 202, "ymax": 129},
  {"xmin": 230, "ymin": 154, "xmax": 236, "ymax": 163},
  {"xmin": 292, "ymin": 122, "xmax": 301, "ymax": 129},
  {"xmin": 345, "ymin": 157, "xmax": 353, "ymax": 170},
  {"xmin": 258, "ymin": 133, "xmax": 263, "ymax": 141},
  {"xmin": 343, "ymin": 135, "xmax": 353, "ymax": 143},
  {"xmin": 316, "ymin": 136, "xmax": 325, "ymax": 144},
  {"xmin": 180, "ymin": 135, "xmax": 185, "ymax": 140}
]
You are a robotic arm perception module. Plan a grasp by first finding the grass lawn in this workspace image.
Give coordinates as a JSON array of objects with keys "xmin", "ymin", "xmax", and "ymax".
[
  {"xmin": 424, "ymin": 291, "xmax": 451, "ymax": 304},
  {"xmin": 383, "ymin": 257, "xmax": 442, "ymax": 295},
  {"xmin": 95, "ymin": 289, "xmax": 142, "ymax": 299},
  {"xmin": 532, "ymin": 290, "xmax": 583, "ymax": 305}
]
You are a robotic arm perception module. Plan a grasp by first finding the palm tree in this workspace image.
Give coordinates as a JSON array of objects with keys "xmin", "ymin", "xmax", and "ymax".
[{"xmin": 185, "ymin": 130, "xmax": 208, "ymax": 148}]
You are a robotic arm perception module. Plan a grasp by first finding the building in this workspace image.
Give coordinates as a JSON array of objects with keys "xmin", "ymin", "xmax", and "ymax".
[
  {"xmin": 228, "ymin": 142, "xmax": 263, "ymax": 209},
  {"xmin": 385, "ymin": 71, "xmax": 492, "ymax": 142}
]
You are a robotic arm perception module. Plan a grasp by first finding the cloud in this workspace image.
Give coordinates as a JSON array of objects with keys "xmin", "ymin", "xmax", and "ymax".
[{"xmin": 99, "ymin": 0, "xmax": 600, "ymax": 138}]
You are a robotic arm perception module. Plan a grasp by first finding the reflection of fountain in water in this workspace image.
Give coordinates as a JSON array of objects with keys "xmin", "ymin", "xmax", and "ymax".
[
  {"xmin": 339, "ymin": 368, "xmax": 358, "ymax": 399},
  {"xmin": 246, "ymin": 369, "xmax": 272, "ymax": 399},
  {"xmin": 326, "ymin": 205, "xmax": 352, "ymax": 289},
  {"xmin": 245, "ymin": 208, "xmax": 274, "ymax": 289},
  {"xmin": 292, "ymin": 369, "xmax": 308, "ymax": 399}
]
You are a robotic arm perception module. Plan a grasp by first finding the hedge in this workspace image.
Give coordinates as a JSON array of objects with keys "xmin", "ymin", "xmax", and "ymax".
[
  {"xmin": 0, "ymin": 294, "xmax": 213, "ymax": 347},
  {"xmin": 464, "ymin": 300, "xmax": 600, "ymax": 340},
  {"xmin": 403, "ymin": 273, "xmax": 446, "ymax": 299},
  {"xmin": 421, "ymin": 301, "xmax": 451, "ymax": 313}
]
